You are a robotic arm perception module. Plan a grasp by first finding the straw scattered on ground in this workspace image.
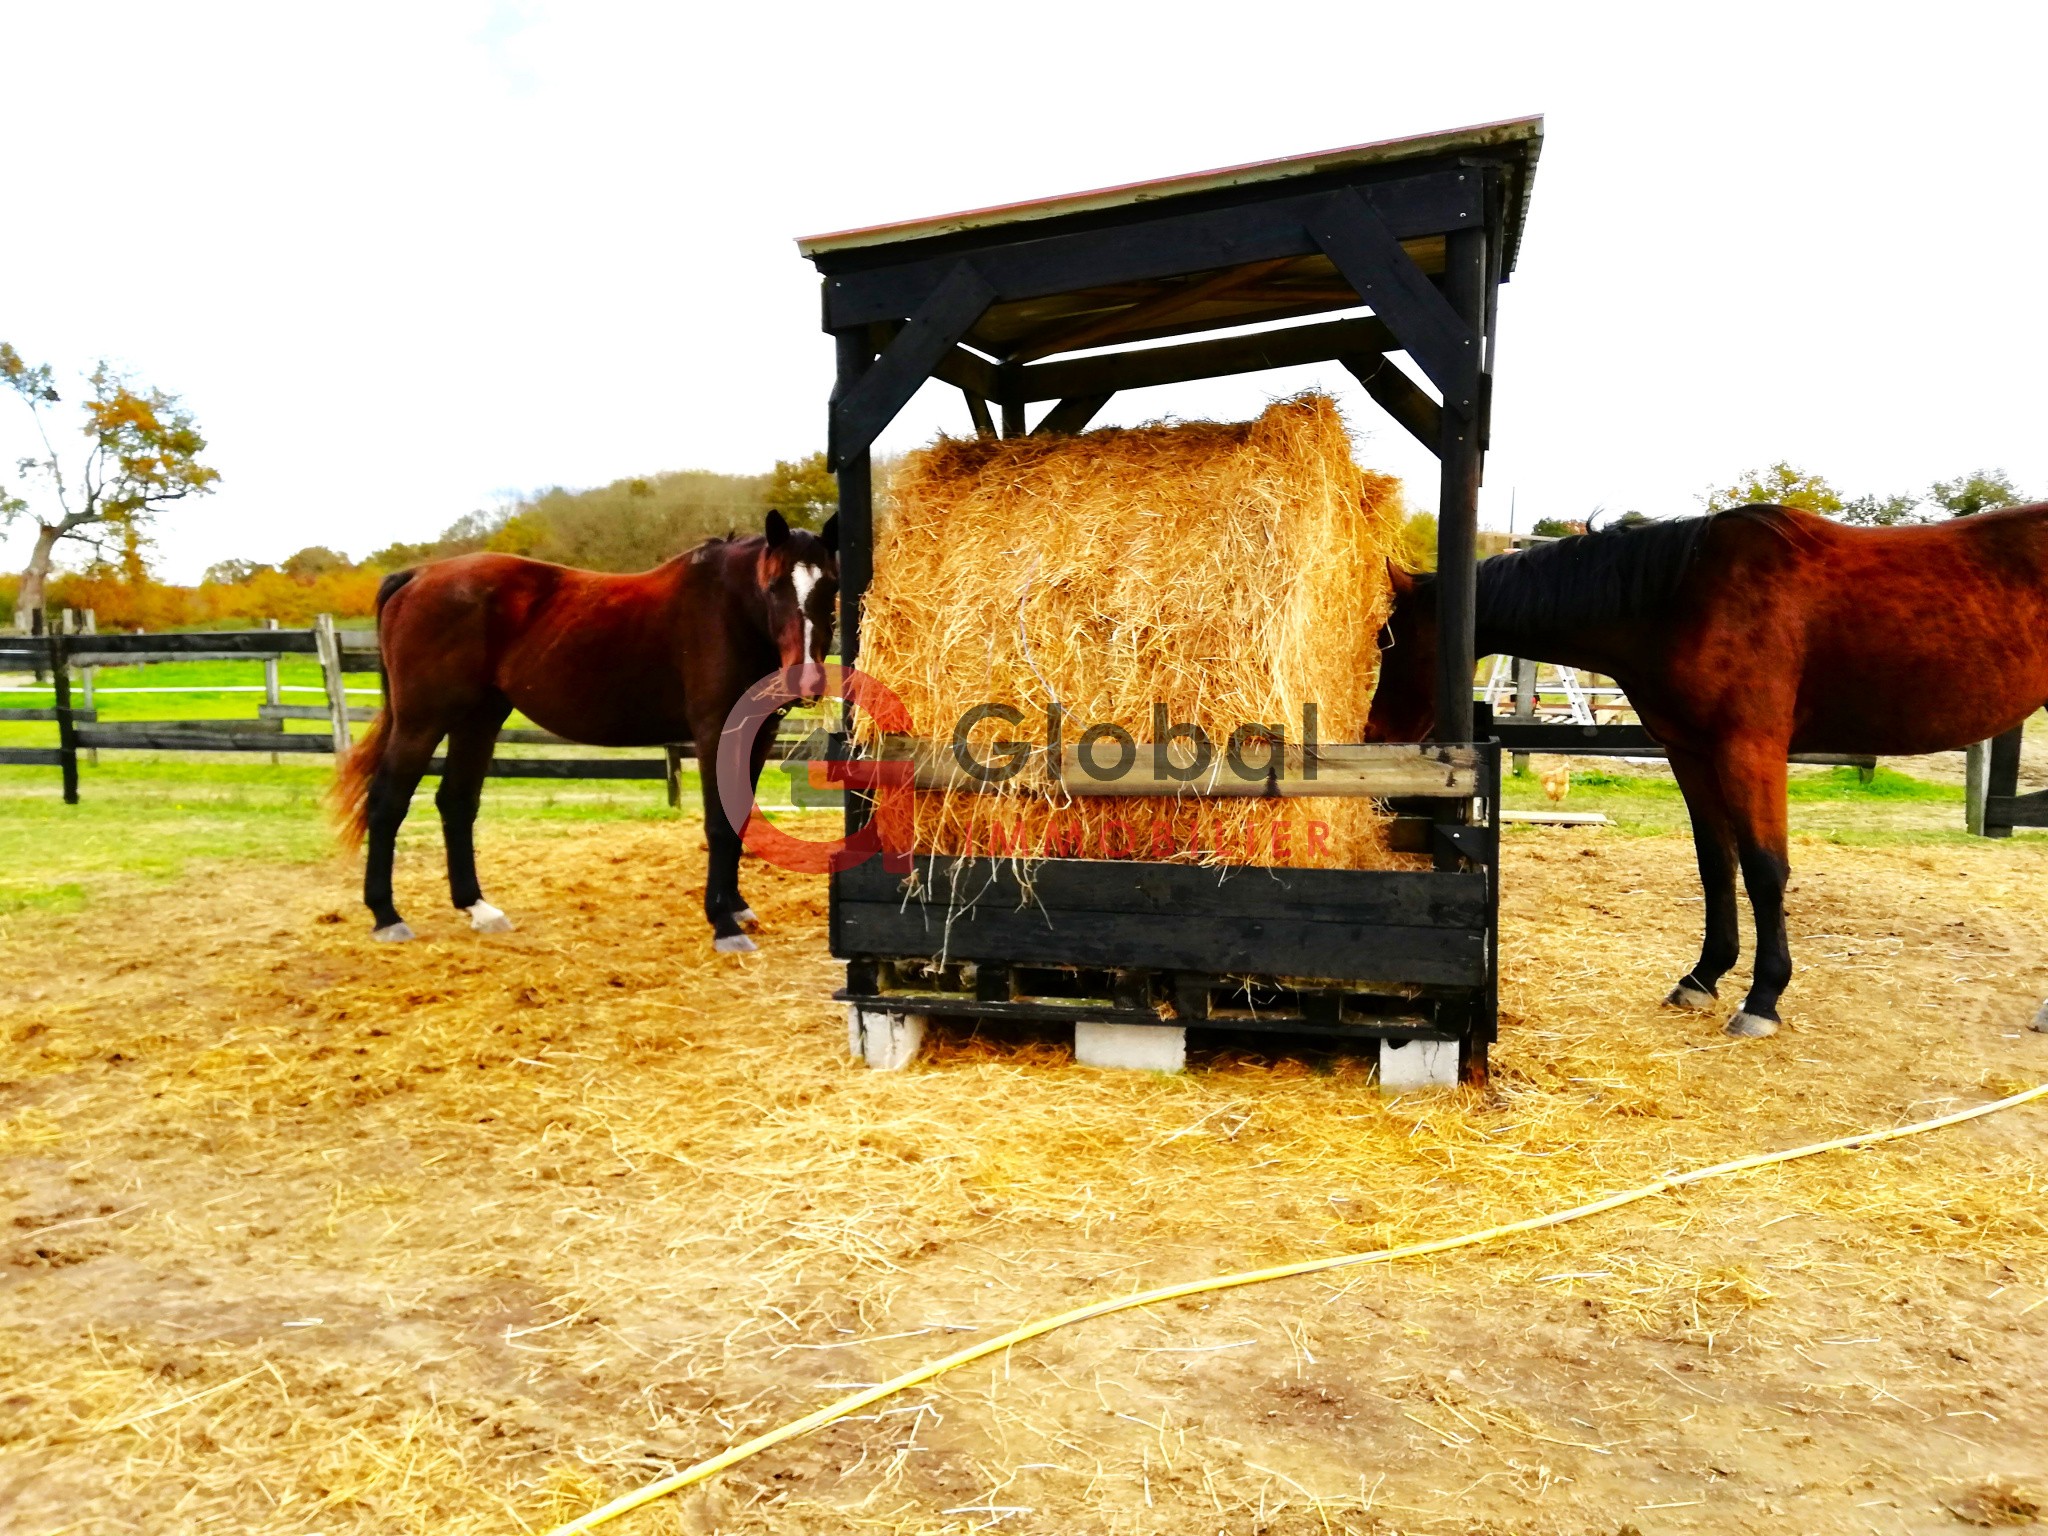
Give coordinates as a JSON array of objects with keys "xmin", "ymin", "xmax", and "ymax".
[
  {"xmin": 861, "ymin": 396, "xmax": 1407, "ymax": 870},
  {"xmin": 4, "ymin": 816, "xmax": 2048, "ymax": 1533}
]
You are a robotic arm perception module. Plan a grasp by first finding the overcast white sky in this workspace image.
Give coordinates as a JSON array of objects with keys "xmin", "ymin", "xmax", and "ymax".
[{"xmin": 4, "ymin": 2, "xmax": 2044, "ymax": 581}]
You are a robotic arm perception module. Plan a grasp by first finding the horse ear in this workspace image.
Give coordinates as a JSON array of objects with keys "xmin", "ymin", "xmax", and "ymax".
[
  {"xmin": 765, "ymin": 509, "xmax": 791, "ymax": 546},
  {"xmin": 819, "ymin": 513, "xmax": 839, "ymax": 555}
]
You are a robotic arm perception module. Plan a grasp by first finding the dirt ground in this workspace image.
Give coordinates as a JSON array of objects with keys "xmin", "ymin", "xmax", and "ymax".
[{"xmin": 5, "ymin": 817, "xmax": 2048, "ymax": 1535}]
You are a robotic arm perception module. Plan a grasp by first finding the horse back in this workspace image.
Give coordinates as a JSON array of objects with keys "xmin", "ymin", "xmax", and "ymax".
[
  {"xmin": 1673, "ymin": 503, "xmax": 2048, "ymax": 752},
  {"xmin": 378, "ymin": 552, "xmax": 719, "ymax": 745}
]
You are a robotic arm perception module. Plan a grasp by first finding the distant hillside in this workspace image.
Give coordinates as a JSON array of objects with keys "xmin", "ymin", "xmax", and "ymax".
[{"xmin": 369, "ymin": 468, "xmax": 779, "ymax": 574}]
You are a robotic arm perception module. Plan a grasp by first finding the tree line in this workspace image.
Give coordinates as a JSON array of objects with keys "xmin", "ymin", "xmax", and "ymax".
[
  {"xmin": 1523, "ymin": 461, "xmax": 2034, "ymax": 540},
  {"xmin": 3, "ymin": 339, "xmax": 837, "ymax": 629},
  {"xmin": 6, "ymin": 340, "xmax": 2035, "ymax": 623}
]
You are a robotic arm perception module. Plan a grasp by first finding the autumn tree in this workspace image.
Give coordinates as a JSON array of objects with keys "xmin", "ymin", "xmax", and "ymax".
[
  {"xmin": 1701, "ymin": 462, "xmax": 1844, "ymax": 517},
  {"xmin": 281, "ymin": 545, "xmax": 352, "ymax": 579},
  {"xmin": 764, "ymin": 452, "xmax": 837, "ymax": 531},
  {"xmin": 1927, "ymin": 468, "xmax": 2024, "ymax": 518},
  {"xmin": 1837, "ymin": 491, "xmax": 1924, "ymax": 526},
  {"xmin": 1, "ymin": 343, "xmax": 219, "ymax": 628}
]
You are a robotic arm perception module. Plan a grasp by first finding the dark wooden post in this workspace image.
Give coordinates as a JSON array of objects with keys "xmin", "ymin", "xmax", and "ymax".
[
  {"xmin": 1510, "ymin": 655, "xmax": 1537, "ymax": 775},
  {"xmin": 664, "ymin": 743, "xmax": 684, "ymax": 809},
  {"xmin": 1967, "ymin": 725, "xmax": 2025, "ymax": 837},
  {"xmin": 1434, "ymin": 225, "xmax": 1488, "ymax": 745},
  {"xmin": 834, "ymin": 328, "xmax": 877, "ymax": 837},
  {"xmin": 50, "ymin": 633, "xmax": 79, "ymax": 805}
]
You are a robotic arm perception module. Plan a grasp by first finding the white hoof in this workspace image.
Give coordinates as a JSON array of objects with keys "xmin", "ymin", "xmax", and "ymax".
[
  {"xmin": 713, "ymin": 933, "xmax": 758, "ymax": 954},
  {"xmin": 1725, "ymin": 1012, "xmax": 1780, "ymax": 1039},
  {"xmin": 2031, "ymin": 998, "xmax": 2048, "ymax": 1033},
  {"xmin": 372, "ymin": 922, "xmax": 415, "ymax": 944},
  {"xmin": 467, "ymin": 901, "xmax": 514, "ymax": 934},
  {"xmin": 733, "ymin": 907, "xmax": 759, "ymax": 930},
  {"xmin": 1665, "ymin": 981, "xmax": 1717, "ymax": 1012}
]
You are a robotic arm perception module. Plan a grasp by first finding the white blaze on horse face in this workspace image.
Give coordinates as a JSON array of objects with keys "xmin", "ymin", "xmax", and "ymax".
[{"xmin": 792, "ymin": 562, "xmax": 824, "ymax": 660}]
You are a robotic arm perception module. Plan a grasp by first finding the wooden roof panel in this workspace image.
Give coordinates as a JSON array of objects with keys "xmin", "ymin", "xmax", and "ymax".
[{"xmin": 797, "ymin": 115, "xmax": 1540, "ymax": 262}]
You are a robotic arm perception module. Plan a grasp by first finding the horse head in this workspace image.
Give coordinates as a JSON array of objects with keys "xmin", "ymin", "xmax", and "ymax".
[
  {"xmin": 1365, "ymin": 560, "xmax": 1438, "ymax": 742},
  {"xmin": 757, "ymin": 509, "xmax": 840, "ymax": 698}
]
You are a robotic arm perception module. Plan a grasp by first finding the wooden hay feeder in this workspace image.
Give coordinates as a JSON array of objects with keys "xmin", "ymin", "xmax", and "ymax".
[{"xmin": 799, "ymin": 117, "xmax": 1542, "ymax": 1083}]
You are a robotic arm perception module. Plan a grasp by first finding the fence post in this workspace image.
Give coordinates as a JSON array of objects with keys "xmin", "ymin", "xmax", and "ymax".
[
  {"xmin": 79, "ymin": 610, "xmax": 98, "ymax": 767},
  {"xmin": 50, "ymin": 632, "xmax": 79, "ymax": 805},
  {"xmin": 1966, "ymin": 728, "xmax": 2023, "ymax": 838},
  {"xmin": 1510, "ymin": 656, "xmax": 1537, "ymax": 777},
  {"xmin": 313, "ymin": 614, "xmax": 352, "ymax": 758},
  {"xmin": 264, "ymin": 618, "xmax": 282, "ymax": 766},
  {"xmin": 664, "ymin": 744, "xmax": 685, "ymax": 809}
]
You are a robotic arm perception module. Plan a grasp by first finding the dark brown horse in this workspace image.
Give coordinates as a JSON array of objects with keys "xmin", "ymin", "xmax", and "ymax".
[
  {"xmin": 1371, "ymin": 503, "xmax": 2048, "ymax": 1037},
  {"xmin": 335, "ymin": 511, "xmax": 838, "ymax": 952}
]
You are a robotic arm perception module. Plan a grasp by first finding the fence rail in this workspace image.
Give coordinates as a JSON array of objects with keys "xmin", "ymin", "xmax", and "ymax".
[{"xmin": 0, "ymin": 623, "xmax": 812, "ymax": 807}]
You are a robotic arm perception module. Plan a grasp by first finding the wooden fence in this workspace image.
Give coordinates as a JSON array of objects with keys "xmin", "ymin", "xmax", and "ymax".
[
  {"xmin": 0, "ymin": 623, "xmax": 812, "ymax": 807},
  {"xmin": 1967, "ymin": 723, "xmax": 2048, "ymax": 837}
]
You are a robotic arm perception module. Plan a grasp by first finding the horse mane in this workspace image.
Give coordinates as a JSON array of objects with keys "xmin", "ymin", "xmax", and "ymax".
[{"xmin": 1477, "ymin": 504, "xmax": 1803, "ymax": 634}]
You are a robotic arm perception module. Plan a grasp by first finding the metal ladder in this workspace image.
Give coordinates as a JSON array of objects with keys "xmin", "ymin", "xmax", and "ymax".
[{"xmin": 1481, "ymin": 656, "xmax": 1599, "ymax": 726}]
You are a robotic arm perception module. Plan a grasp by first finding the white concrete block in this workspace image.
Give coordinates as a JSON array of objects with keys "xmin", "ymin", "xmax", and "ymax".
[
  {"xmin": 848, "ymin": 1007, "xmax": 927, "ymax": 1071},
  {"xmin": 1075, "ymin": 1020, "xmax": 1185, "ymax": 1073},
  {"xmin": 1379, "ymin": 1037, "xmax": 1460, "ymax": 1093}
]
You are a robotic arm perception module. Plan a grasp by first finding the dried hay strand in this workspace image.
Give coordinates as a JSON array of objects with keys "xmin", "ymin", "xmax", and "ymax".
[{"xmin": 859, "ymin": 393, "xmax": 1408, "ymax": 869}]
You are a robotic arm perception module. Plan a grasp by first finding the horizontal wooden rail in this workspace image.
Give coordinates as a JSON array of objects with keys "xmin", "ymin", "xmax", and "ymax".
[
  {"xmin": 75, "ymin": 729, "xmax": 333, "ymax": 754},
  {"xmin": 0, "ymin": 706, "xmax": 97, "ymax": 723},
  {"xmin": 873, "ymin": 736, "xmax": 1481, "ymax": 798}
]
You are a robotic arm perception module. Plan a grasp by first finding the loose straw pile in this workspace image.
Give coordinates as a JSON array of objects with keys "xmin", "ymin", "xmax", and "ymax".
[
  {"xmin": 543, "ymin": 1078, "xmax": 2048, "ymax": 1535},
  {"xmin": 859, "ymin": 394, "xmax": 1408, "ymax": 869}
]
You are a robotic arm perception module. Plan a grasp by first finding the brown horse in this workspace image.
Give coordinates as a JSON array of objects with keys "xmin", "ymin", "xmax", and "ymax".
[
  {"xmin": 335, "ymin": 511, "xmax": 838, "ymax": 952},
  {"xmin": 1371, "ymin": 503, "xmax": 2048, "ymax": 1037}
]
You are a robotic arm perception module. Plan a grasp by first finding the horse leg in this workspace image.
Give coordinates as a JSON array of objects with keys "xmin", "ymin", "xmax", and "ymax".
[
  {"xmin": 1662, "ymin": 746, "xmax": 1741, "ymax": 1011},
  {"xmin": 693, "ymin": 722, "xmax": 755, "ymax": 953},
  {"xmin": 1713, "ymin": 741, "xmax": 1793, "ymax": 1039},
  {"xmin": 438, "ymin": 708, "xmax": 513, "ymax": 933},
  {"xmin": 364, "ymin": 723, "xmax": 443, "ymax": 941},
  {"xmin": 728, "ymin": 714, "xmax": 780, "ymax": 932}
]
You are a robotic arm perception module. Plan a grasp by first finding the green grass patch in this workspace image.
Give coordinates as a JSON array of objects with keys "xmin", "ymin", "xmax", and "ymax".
[{"xmin": 0, "ymin": 756, "xmax": 703, "ymax": 918}]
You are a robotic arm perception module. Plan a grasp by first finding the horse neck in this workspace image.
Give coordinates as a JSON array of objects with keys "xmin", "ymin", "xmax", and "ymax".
[
  {"xmin": 687, "ymin": 538, "xmax": 772, "ymax": 640},
  {"xmin": 1477, "ymin": 613, "xmax": 1644, "ymax": 680}
]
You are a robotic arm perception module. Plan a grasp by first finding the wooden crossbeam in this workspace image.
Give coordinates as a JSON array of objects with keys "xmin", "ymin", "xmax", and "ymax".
[
  {"xmin": 1032, "ymin": 393, "xmax": 1113, "ymax": 436},
  {"xmin": 1009, "ymin": 257, "xmax": 1295, "ymax": 363},
  {"xmin": 1342, "ymin": 353, "xmax": 1442, "ymax": 453},
  {"xmin": 872, "ymin": 736, "xmax": 1480, "ymax": 798},
  {"xmin": 829, "ymin": 261, "xmax": 996, "ymax": 466},
  {"xmin": 1310, "ymin": 187, "xmax": 1477, "ymax": 416},
  {"xmin": 818, "ymin": 172, "xmax": 1481, "ymax": 329},
  {"xmin": 961, "ymin": 388, "xmax": 997, "ymax": 439},
  {"xmin": 1016, "ymin": 314, "xmax": 1397, "ymax": 403},
  {"xmin": 931, "ymin": 344, "xmax": 1001, "ymax": 399}
]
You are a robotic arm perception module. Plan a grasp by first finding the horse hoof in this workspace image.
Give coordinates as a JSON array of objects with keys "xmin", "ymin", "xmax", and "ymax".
[
  {"xmin": 734, "ymin": 907, "xmax": 759, "ymax": 930},
  {"xmin": 372, "ymin": 922, "xmax": 416, "ymax": 944},
  {"xmin": 2031, "ymin": 999, "xmax": 2048, "ymax": 1033},
  {"xmin": 713, "ymin": 933, "xmax": 758, "ymax": 954},
  {"xmin": 1665, "ymin": 981, "xmax": 1717, "ymax": 1011},
  {"xmin": 1725, "ymin": 1012, "xmax": 1780, "ymax": 1039},
  {"xmin": 467, "ymin": 901, "xmax": 514, "ymax": 934}
]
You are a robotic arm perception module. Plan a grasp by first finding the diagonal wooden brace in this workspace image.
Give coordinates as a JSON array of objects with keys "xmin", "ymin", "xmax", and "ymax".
[
  {"xmin": 1309, "ymin": 188, "xmax": 1478, "ymax": 418},
  {"xmin": 829, "ymin": 261, "xmax": 997, "ymax": 467},
  {"xmin": 1342, "ymin": 353, "xmax": 1442, "ymax": 454}
]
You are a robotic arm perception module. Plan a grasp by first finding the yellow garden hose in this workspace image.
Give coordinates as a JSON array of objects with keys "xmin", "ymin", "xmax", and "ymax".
[{"xmin": 543, "ymin": 1080, "xmax": 2048, "ymax": 1536}]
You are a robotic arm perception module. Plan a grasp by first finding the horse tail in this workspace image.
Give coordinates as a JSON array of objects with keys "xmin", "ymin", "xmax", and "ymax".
[{"xmin": 330, "ymin": 569, "xmax": 417, "ymax": 849}]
